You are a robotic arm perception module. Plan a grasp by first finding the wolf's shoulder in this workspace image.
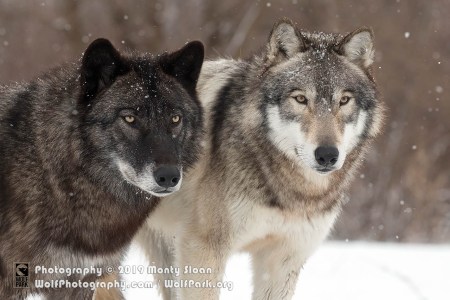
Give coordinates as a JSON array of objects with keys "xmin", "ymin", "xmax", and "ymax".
[
  {"xmin": 199, "ymin": 59, "xmax": 246, "ymax": 86},
  {"xmin": 197, "ymin": 59, "xmax": 246, "ymax": 106},
  {"xmin": 0, "ymin": 63, "xmax": 78, "ymax": 108}
]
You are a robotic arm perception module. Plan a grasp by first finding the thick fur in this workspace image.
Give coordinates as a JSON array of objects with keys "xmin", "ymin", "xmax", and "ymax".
[
  {"xmin": 137, "ymin": 19, "xmax": 385, "ymax": 300},
  {"xmin": 0, "ymin": 39, "xmax": 204, "ymax": 299}
]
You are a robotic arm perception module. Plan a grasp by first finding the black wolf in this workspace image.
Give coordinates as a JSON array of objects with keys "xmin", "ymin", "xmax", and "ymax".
[{"xmin": 0, "ymin": 38, "xmax": 204, "ymax": 299}]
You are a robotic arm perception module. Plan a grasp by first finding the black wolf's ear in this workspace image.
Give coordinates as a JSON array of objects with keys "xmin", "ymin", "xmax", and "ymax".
[
  {"xmin": 336, "ymin": 28, "xmax": 374, "ymax": 69},
  {"xmin": 80, "ymin": 38, "xmax": 129, "ymax": 101},
  {"xmin": 266, "ymin": 18, "xmax": 307, "ymax": 65},
  {"xmin": 160, "ymin": 41, "xmax": 204, "ymax": 95}
]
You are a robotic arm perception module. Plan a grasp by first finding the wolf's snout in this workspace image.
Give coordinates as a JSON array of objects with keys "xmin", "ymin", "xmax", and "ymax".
[
  {"xmin": 314, "ymin": 146, "xmax": 339, "ymax": 167},
  {"xmin": 154, "ymin": 165, "xmax": 181, "ymax": 188}
]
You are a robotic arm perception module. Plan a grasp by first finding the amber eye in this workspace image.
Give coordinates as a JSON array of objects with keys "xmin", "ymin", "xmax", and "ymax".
[
  {"xmin": 294, "ymin": 95, "xmax": 308, "ymax": 105},
  {"xmin": 172, "ymin": 115, "xmax": 181, "ymax": 124},
  {"xmin": 123, "ymin": 116, "xmax": 135, "ymax": 124},
  {"xmin": 340, "ymin": 96, "xmax": 352, "ymax": 106}
]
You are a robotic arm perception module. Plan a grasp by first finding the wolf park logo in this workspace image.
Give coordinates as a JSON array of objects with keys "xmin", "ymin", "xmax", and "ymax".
[{"xmin": 14, "ymin": 263, "xmax": 29, "ymax": 288}]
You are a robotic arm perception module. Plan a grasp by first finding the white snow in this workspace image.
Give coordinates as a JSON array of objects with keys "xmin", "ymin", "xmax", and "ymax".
[{"xmin": 122, "ymin": 241, "xmax": 450, "ymax": 300}]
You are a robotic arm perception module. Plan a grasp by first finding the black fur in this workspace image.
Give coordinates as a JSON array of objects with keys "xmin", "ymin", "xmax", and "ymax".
[
  {"xmin": 210, "ymin": 78, "xmax": 236, "ymax": 153},
  {"xmin": 0, "ymin": 38, "xmax": 204, "ymax": 299},
  {"xmin": 80, "ymin": 38, "xmax": 130, "ymax": 101}
]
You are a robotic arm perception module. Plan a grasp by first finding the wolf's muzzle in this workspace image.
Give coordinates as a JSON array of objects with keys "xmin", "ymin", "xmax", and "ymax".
[{"xmin": 153, "ymin": 165, "xmax": 181, "ymax": 188}]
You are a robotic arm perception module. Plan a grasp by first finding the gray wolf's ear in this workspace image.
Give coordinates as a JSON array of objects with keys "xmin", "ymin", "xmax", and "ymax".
[
  {"xmin": 160, "ymin": 41, "xmax": 204, "ymax": 96},
  {"xmin": 80, "ymin": 38, "xmax": 129, "ymax": 101},
  {"xmin": 266, "ymin": 18, "xmax": 306, "ymax": 65},
  {"xmin": 336, "ymin": 28, "xmax": 374, "ymax": 69}
]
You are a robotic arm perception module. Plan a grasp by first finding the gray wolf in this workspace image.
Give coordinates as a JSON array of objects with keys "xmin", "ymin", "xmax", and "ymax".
[
  {"xmin": 137, "ymin": 18, "xmax": 385, "ymax": 300},
  {"xmin": 0, "ymin": 38, "xmax": 204, "ymax": 299}
]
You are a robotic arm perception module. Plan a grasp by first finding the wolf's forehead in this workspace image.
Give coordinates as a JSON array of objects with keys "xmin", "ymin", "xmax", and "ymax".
[
  {"xmin": 285, "ymin": 55, "xmax": 346, "ymax": 88},
  {"xmin": 108, "ymin": 77, "xmax": 180, "ymax": 115},
  {"xmin": 120, "ymin": 69, "xmax": 178, "ymax": 96},
  {"xmin": 302, "ymin": 31, "xmax": 342, "ymax": 49}
]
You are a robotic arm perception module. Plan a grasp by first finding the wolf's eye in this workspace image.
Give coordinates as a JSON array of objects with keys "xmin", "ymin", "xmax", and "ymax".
[
  {"xmin": 123, "ymin": 116, "xmax": 135, "ymax": 124},
  {"xmin": 172, "ymin": 115, "xmax": 181, "ymax": 124},
  {"xmin": 294, "ymin": 95, "xmax": 308, "ymax": 105},
  {"xmin": 340, "ymin": 96, "xmax": 352, "ymax": 106}
]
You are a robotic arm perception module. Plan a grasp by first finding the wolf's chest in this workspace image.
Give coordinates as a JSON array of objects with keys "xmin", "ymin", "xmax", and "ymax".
[
  {"xmin": 231, "ymin": 203, "xmax": 338, "ymax": 253},
  {"xmin": 32, "ymin": 245, "xmax": 122, "ymax": 283}
]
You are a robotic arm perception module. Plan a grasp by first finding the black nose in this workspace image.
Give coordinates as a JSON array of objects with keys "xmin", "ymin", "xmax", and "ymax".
[
  {"xmin": 314, "ymin": 146, "xmax": 339, "ymax": 167},
  {"xmin": 153, "ymin": 165, "xmax": 181, "ymax": 188}
]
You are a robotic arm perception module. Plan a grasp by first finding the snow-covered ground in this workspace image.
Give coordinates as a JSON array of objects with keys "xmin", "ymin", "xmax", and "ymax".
[{"xmin": 123, "ymin": 241, "xmax": 450, "ymax": 300}]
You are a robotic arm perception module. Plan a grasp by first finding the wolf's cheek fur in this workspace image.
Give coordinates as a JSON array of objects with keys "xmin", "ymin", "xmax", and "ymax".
[
  {"xmin": 266, "ymin": 105, "xmax": 317, "ymax": 169},
  {"xmin": 338, "ymin": 110, "xmax": 368, "ymax": 161}
]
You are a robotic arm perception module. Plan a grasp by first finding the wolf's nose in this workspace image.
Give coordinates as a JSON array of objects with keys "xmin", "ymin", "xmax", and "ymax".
[
  {"xmin": 314, "ymin": 146, "xmax": 339, "ymax": 167},
  {"xmin": 154, "ymin": 165, "xmax": 181, "ymax": 188}
]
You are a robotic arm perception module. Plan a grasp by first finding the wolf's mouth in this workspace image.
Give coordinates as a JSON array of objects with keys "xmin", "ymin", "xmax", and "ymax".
[
  {"xmin": 149, "ymin": 189, "xmax": 178, "ymax": 197},
  {"xmin": 154, "ymin": 189, "xmax": 171, "ymax": 194},
  {"xmin": 315, "ymin": 167, "xmax": 336, "ymax": 174}
]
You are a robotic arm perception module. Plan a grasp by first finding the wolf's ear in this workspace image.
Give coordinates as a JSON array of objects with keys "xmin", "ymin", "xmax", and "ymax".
[
  {"xmin": 80, "ymin": 38, "xmax": 128, "ymax": 101},
  {"xmin": 266, "ymin": 19, "xmax": 307, "ymax": 65},
  {"xmin": 160, "ymin": 41, "xmax": 204, "ymax": 95},
  {"xmin": 336, "ymin": 28, "xmax": 374, "ymax": 69}
]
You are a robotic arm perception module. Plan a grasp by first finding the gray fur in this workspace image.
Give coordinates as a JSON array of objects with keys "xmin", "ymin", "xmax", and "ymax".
[{"xmin": 138, "ymin": 19, "xmax": 385, "ymax": 300}]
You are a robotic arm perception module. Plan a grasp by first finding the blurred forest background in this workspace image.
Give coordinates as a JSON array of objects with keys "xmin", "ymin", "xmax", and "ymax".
[{"xmin": 0, "ymin": 0, "xmax": 448, "ymax": 243}]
